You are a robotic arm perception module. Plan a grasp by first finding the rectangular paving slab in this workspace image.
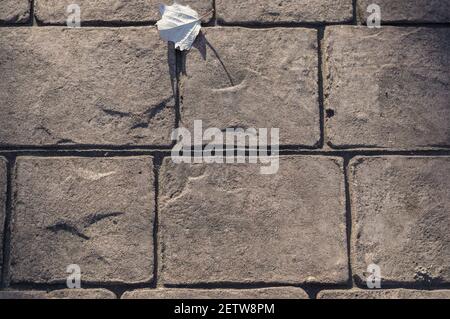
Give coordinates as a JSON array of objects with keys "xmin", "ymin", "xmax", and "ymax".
[
  {"xmin": 357, "ymin": 0, "xmax": 450, "ymax": 23},
  {"xmin": 0, "ymin": 27, "xmax": 175, "ymax": 146},
  {"xmin": 159, "ymin": 156, "xmax": 348, "ymax": 285},
  {"xmin": 10, "ymin": 157, "xmax": 155, "ymax": 284},
  {"xmin": 181, "ymin": 27, "xmax": 320, "ymax": 146},
  {"xmin": 350, "ymin": 156, "xmax": 450, "ymax": 285},
  {"xmin": 216, "ymin": 0, "xmax": 353, "ymax": 24},
  {"xmin": 324, "ymin": 26, "xmax": 450, "ymax": 149},
  {"xmin": 122, "ymin": 287, "xmax": 309, "ymax": 299},
  {"xmin": 0, "ymin": 289, "xmax": 116, "ymax": 299},
  {"xmin": 35, "ymin": 0, "xmax": 213, "ymax": 24},
  {"xmin": 318, "ymin": 289, "xmax": 450, "ymax": 299},
  {"xmin": 0, "ymin": 0, "xmax": 30, "ymax": 24},
  {"xmin": 46, "ymin": 289, "xmax": 116, "ymax": 299},
  {"xmin": 0, "ymin": 158, "xmax": 6, "ymax": 274}
]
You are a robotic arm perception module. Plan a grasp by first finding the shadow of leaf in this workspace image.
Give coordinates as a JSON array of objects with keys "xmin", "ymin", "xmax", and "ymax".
[{"xmin": 186, "ymin": 31, "xmax": 235, "ymax": 87}]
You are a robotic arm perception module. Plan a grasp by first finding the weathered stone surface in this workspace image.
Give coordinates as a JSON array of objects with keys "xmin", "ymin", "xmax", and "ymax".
[
  {"xmin": 0, "ymin": 291, "xmax": 48, "ymax": 299},
  {"xmin": 318, "ymin": 289, "xmax": 450, "ymax": 299},
  {"xmin": 358, "ymin": 0, "xmax": 450, "ymax": 23},
  {"xmin": 0, "ymin": 289, "xmax": 116, "ymax": 299},
  {"xmin": 350, "ymin": 156, "xmax": 450, "ymax": 285},
  {"xmin": 10, "ymin": 157, "xmax": 155, "ymax": 284},
  {"xmin": 122, "ymin": 287, "xmax": 309, "ymax": 299},
  {"xmin": 0, "ymin": 158, "xmax": 6, "ymax": 274},
  {"xmin": 35, "ymin": 0, "xmax": 213, "ymax": 24},
  {"xmin": 0, "ymin": 27, "xmax": 175, "ymax": 146},
  {"xmin": 0, "ymin": 0, "xmax": 30, "ymax": 24},
  {"xmin": 47, "ymin": 289, "xmax": 116, "ymax": 299},
  {"xmin": 159, "ymin": 156, "xmax": 348, "ymax": 284},
  {"xmin": 216, "ymin": 0, "xmax": 353, "ymax": 23},
  {"xmin": 181, "ymin": 28, "xmax": 320, "ymax": 146},
  {"xmin": 324, "ymin": 27, "xmax": 450, "ymax": 149}
]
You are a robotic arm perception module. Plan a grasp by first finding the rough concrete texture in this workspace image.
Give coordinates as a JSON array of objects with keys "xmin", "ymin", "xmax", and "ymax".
[
  {"xmin": 0, "ymin": 290, "xmax": 48, "ymax": 299},
  {"xmin": 0, "ymin": 0, "xmax": 30, "ymax": 24},
  {"xmin": 358, "ymin": 0, "xmax": 450, "ymax": 23},
  {"xmin": 0, "ymin": 2, "xmax": 448, "ymax": 301},
  {"xmin": 318, "ymin": 289, "xmax": 450, "ymax": 299},
  {"xmin": 10, "ymin": 157, "xmax": 155, "ymax": 284},
  {"xmin": 0, "ymin": 289, "xmax": 116, "ymax": 299},
  {"xmin": 181, "ymin": 27, "xmax": 320, "ymax": 146},
  {"xmin": 0, "ymin": 158, "xmax": 6, "ymax": 274},
  {"xmin": 0, "ymin": 27, "xmax": 175, "ymax": 146},
  {"xmin": 122, "ymin": 287, "xmax": 309, "ymax": 299},
  {"xmin": 159, "ymin": 156, "xmax": 348, "ymax": 285},
  {"xmin": 324, "ymin": 26, "xmax": 450, "ymax": 149},
  {"xmin": 216, "ymin": 0, "xmax": 353, "ymax": 23},
  {"xmin": 46, "ymin": 289, "xmax": 116, "ymax": 299},
  {"xmin": 35, "ymin": 0, "xmax": 214, "ymax": 24},
  {"xmin": 350, "ymin": 157, "xmax": 450, "ymax": 285}
]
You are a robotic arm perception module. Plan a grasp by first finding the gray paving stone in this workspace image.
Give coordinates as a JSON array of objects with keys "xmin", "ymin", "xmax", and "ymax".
[
  {"xmin": 35, "ymin": 0, "xmax": 213, "ymax": 24},
  {"xmin": 318, "ymin": 289, "xmax": 450, "ymax": 299},
  {"xmin": 122, "ymin": 287, "xmax": 309, "ymax": 299},
  {"xmin": 47, "ymin": 289, "xmax": 116, "ymax": 299},
  {"xmin": 0, "ymin": 158, "xmax": 6, "ymax": 275},
  {"xmin": 324, "ymin": 26, "xmax": 450, "ymax": 149},
  {"xmin": 159, "ymin": 156, "xmax": 348, "ymax": 285},
  {"xmin": 350, "ymin": 156, "xmax": 450, "ymax": 285},
  {"xmin": 357, "ymin": 0, "xmax": 450, "ymax": 23},
  {"xmin": 0, "ymin": 289, "xmax": 116, "ymax": 299},
  {"xmin": 181, "ymin": 27, "xmax": 320, "ymax": 146},
  {"xmin": 10, "ymin": 157, "xmax": 155, "ymax": 284},
  {"xmin": 216, "ymin": 0, "xmax": 353, "ymax": 24},
  {"xmin": 0, "ymin": 0, "xmax": 30, "ymax": 24},
  {"xmin": 0, "ymin": 27, "xmax": 175, "ymax": 146},
  {"xmin": 0, "ymin": 290, "xmax": 47, "ymax": 299}
]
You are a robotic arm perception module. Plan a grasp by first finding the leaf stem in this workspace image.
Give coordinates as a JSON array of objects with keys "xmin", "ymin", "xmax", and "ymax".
[{"xmin": 198, "ymin": 9, "xmax": 214, "ymax": 21}]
